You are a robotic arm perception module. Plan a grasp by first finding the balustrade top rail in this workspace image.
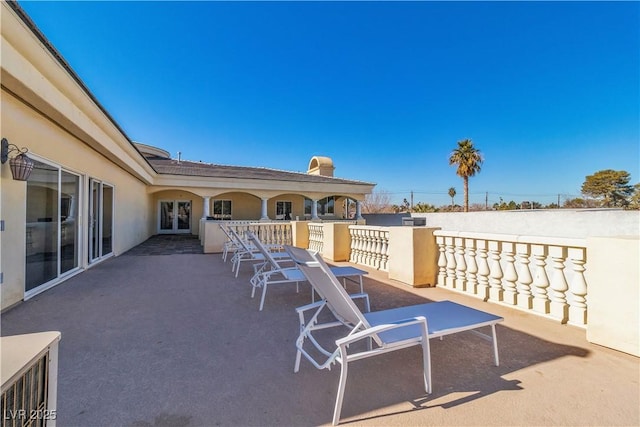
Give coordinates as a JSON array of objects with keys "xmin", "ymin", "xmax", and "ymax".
[
  {"xmin": 433, "ymin": 230, "xmax": 586, "ymax": 248},
  {"xmin": 348, "ymin": 225, "xmax": 391, "ymax": 231}
]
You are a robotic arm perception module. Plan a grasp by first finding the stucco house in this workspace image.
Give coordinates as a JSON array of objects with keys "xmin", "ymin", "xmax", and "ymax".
[{"xmin": 0, "ymin": 1, "xmax": 374, "ymax": 310}]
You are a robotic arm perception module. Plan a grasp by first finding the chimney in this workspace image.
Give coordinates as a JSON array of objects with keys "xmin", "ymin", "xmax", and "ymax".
[{"xmin": 307, "ymin": 156, "xmax": 335, "ymax": 177}]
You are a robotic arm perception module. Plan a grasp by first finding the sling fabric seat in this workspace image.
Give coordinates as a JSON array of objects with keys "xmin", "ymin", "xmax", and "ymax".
[{"xmin": 285, "ymin": 245, "xmax": 503, "ymax": 425}]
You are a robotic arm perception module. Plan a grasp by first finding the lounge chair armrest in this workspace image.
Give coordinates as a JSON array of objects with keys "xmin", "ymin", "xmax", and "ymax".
[
  {"xmin": 257, "ymin": 267, "xmax": 288, "ymax": 279},
  {"xmin": 349, "ymin": 293, "xmax": 369, "ymax": 302},
  {"xmin": 336, "ymin": 316, "xmax": 428, "ymax": 347},
  {"xmin": 253, "ymin": 266, "xmax": 297, "ymax": 282},
  {"xmin": 295, "ymin": 300, "xmax": 327, "ymax": 314}
]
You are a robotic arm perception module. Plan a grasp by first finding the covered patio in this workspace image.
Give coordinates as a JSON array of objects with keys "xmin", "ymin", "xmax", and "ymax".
[{"xmin": 1, "ymin": 243, "xmax": 638, "ymax": 426}]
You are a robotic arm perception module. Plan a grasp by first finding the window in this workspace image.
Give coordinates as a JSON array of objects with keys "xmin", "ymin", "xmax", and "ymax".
[
  {"xmin": 212, "ymin": 199, "xmax": 232, "ymax": 220},
  {"xmin": 276, "ymin": 201, "xmax": 292, "ymax": 220},
  {"xmin": 304, "ymin": 196, "xmax": 336, "ymax": 217},
  {"xmin": 318, "ymin": 196, "xmax": 335, "ymax": 215}
]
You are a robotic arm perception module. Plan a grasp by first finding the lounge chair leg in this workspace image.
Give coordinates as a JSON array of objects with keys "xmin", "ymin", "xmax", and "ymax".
[
  {"xmin": 251, "ymin": 278, "xmax": 261, "ymax": 298},
  {"xmin": 333, "ymin": 359, "xmax": 348, "ymax": 426},
  {"xmin": 259, "ymin": 284, "xmax": 268, "ymax": 311},
  {"xmin": 294, "ymin": 329, "xmax": 306, "ymax": 373},
  {"xmin": 294, "ymin": 347, "xmax": 302, "ymax": 373},
  {"xmin": 422, "ymin": 339, "xmax": 432, "ymax": 394},
  {"xmin": 491, "ymin": 324, "xmax": 500, "ymax": 366}
]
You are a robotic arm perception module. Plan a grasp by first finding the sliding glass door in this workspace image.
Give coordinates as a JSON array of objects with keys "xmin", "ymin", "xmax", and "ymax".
[
  {"xmin": 61, "ymin": 171, "xmax": 80, "ymax": 274},
  {"xmin": 25, "ymin": 159, "xmax": 80, "ymax": 295},
  {"xmin": 88, "ymin": 179, "xmax": 114, "ymax": 263}
]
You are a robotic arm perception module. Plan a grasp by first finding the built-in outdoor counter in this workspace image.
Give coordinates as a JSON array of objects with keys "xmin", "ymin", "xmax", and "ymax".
[{"xmin": 1, "ymin": 331, "xmax": 61, "ymax": 426}]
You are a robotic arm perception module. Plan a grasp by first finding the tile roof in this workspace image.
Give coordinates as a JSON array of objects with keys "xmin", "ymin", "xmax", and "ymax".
[{"xmin": 148, "ymin": 157, "xmax": 374, "ymax": 185}]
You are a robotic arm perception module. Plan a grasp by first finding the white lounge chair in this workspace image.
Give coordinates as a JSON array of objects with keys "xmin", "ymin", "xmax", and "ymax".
[
  {"xmin": 246, "ymin": 232, "xmax": 368, "ymax": 311},
  {"xmin": 228, "ymin": 228, "xmax": 290, "ymax": 277},
  {"xmin": 219, "ymin": 224, "xmax": 242, "ymax": 263},
  {"xmin": 286, "ymin": 245, "xmax": 504, "ymax": 425}
]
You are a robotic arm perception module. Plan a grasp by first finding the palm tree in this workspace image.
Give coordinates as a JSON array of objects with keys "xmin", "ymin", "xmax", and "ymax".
[
  {"xmin": 449, "ymin": 139, "xmax": 483, "ymax": 212},
  {"xmin": 448, "ymin": 187, "xmax": 456, "ymax": 210}
]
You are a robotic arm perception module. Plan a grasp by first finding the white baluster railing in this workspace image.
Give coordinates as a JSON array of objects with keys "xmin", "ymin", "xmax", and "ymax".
[
  {"xmin": 433, "ymin": 231, "xmax": 588, "ymax": 326},
  {"xmin": 308, "ymin": 223, "xmax": 324, "ymax": 254},
  {"xmin": 348, "ymin": 225, "xmax": 390, "ymax": 272},
  {"xmin": 226, "ymin": 221, "xmax": 292, "ymax": 246}
]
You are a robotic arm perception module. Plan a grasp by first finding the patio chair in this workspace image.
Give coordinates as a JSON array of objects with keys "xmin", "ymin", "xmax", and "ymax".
[
  {"xmin": 219, "ymin": 224, "xmax": 241, "ymax": 262},
  {"xmin": 229, "ymin": 227, "xmax": 290, "ymax": 277},
  {"xmin": 285, "ymin": 245, "xmax": 504, "ymax": 425},
  {"xmin": 246, "ymin": 232, "xmax": 369, "ymax": 311}
]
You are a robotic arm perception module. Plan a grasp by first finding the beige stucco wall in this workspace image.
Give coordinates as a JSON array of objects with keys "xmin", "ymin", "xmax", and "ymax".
[
  {"xmin": 202, "ymin": 221, "xmax": 226, "ymax": 254},
  {"xmin": 291, "ymin": 221, "xmax": 310, "ymax": 248},
  {"xmin": 1, "ymin": 91, "xmax": 154, "ymax": 310},
  {"xmin": 586, "ymin": 236, "xmax": 639, "ymax": 357},
  {"xmin": 0, "ymin": 163, "xmax": 28, "ymax": 309},
  {"xmin": 388, "ymin": 227, "xmax": 440, "ymax": 287},
  {"xmin": 1, "ymin": 4, "xmax": 156, "ymax": 310},
  {"xmin": 322, "ymin": 223, "xmax": 351, "ymax": 262}
]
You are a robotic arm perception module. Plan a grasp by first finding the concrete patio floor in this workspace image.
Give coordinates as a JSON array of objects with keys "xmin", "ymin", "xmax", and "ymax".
[{"xmin": 1, "ymin": 240, "xmax": 638, "ymax": 427}]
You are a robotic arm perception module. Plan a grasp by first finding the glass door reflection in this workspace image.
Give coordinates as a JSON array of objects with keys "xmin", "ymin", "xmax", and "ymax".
[
  {"xmin": 25, "ymin": 160, "xmax": 59, "ymax": 292},
  {"xmin": 25, "ymin": 161, "xmax": 80, "ymax": 294},
  {"xmin": 159, "ymin": 201, "xmax": 174, "ymax": 231}
]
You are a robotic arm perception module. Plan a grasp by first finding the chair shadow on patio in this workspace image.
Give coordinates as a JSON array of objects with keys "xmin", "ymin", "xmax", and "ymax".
[
  {"xmin": 2, "ymin": 250, "xmax": 632, "ymax": 427},
  {"xmin": 296, "ymin": 274, "xmax": 591, "ymax": 424}
]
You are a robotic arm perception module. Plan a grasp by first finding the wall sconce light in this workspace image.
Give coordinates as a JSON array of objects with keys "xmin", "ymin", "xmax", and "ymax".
[{"xmin": 1, "ymin": 138, "xmax": 35, "ymax": 181}]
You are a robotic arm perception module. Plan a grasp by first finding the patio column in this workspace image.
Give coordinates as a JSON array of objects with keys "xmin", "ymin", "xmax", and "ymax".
[
  {"xmin": 311, "ymin": 199, "xmax": 319, "ymax": 220},
  {"xmin": 202, "ymin": 196, "xmax": 210, "ymax": 219},
  {"xmin": 260, "ymin": 198, "xmax": 270, "ymax": 221},
  {"xmin": 355, "ymin": 200, "xmax": 363, "ymax": 220}
]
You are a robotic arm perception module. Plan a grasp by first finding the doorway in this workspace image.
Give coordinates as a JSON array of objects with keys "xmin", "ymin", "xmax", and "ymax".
[
  {"xmin": 88, "ymin": 178, "xmax": 114, "ymax": 264},
  {"xmin": 158, "ymin": 200, "xmax": 191, "ymax": 234}
]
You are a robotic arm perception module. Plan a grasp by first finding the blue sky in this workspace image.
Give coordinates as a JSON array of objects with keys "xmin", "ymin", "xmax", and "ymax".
[{"xmin": 19, "ymin": 1, "xmax": 639, "ymax": 207}]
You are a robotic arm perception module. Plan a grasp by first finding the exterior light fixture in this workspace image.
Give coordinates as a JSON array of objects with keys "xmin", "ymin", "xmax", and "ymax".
[{"xmin": 1, "ymin": 138, "xmax": 35, "ymax": 181}]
